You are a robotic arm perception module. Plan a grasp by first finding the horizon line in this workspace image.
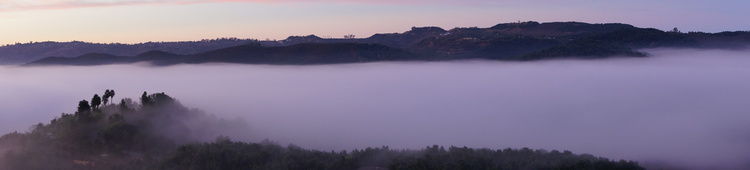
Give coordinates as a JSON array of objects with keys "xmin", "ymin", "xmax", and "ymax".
[{"xmin": 4, "ymin": 22, "xmax": 748, "ymax": 46}]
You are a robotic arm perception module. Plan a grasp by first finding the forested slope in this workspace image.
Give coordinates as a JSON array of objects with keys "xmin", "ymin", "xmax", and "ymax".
[{"xmin": 1, "ymin": 90, "xmax": 644, "ymax": 170}]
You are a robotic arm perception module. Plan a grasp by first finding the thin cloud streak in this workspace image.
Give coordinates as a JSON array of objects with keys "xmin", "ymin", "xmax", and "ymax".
[
  {"xmin": 0, "ymin": 0, "xmax": 202, "ymax": 12},
  {"xmin": 0, "ymin": 0, "xmax": 496, "ymax": 12}
]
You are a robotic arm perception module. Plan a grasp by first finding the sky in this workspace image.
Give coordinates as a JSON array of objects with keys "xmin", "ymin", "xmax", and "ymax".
[{"xmin": 0, "ymin": 0, "xmax": 748, "ymax": 45}]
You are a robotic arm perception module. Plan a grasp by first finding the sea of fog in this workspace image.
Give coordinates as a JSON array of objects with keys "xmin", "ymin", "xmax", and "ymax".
[{"xmin": 1, "ymin": 48, "xmax": 749, "ymax": 169}]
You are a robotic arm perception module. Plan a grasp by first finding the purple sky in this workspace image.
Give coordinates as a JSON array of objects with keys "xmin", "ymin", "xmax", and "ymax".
[{"xmin": 0, "ymin": 0, "xmax": 748, "ymax": 45}]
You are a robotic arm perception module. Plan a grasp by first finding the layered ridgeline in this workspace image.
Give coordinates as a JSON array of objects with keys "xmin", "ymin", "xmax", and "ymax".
[
  {"xmin": 0, "ymin": 38, "xmax": 258, "ymax": 65},
  {"xmin": 0, "ymin": 90, "xmax": 645, "ymax": 170},
  {"xmin": 16, "ymin": 21, "xmax": 750, "ymax": 66}
]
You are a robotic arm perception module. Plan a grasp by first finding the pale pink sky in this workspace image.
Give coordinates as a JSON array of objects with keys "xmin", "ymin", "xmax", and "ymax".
[{"xmin": 0, "ymin": 0, "xmax": 747, "ymax": 45}]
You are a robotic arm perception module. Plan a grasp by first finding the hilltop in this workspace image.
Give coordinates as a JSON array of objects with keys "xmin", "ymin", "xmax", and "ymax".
[
  {"xmin": 11, "ymin": 21, "xmax": 750, "ymax": 66},
  {"xmin": 0, "ymin": 90, "xmax": 645, "ymax": 170}
]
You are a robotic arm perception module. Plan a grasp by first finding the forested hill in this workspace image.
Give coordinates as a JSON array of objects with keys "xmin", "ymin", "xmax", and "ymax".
[
  {"xmin": 0, "ymin": 90, "xmax": 645, "ymax": 170},
  {"xmin": 26, "ymin": 43, "xmax": 416, "ymax": 66},
  {"xmin": 16, "ymin": 21, "xmax": 750, "ymax": 66},
  {"xmin": 0, "ymin": 38, "xmax": 258, "ymax": 65}
]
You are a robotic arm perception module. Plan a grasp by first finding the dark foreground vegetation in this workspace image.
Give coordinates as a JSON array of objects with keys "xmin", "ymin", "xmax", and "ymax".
[
  {"xmin": 162, "ymin": 140, "xmax": 643, "ymax": 170},
  {"xmin": 0, "ymin": 90, "xmax": 644, "ymax": 170}
]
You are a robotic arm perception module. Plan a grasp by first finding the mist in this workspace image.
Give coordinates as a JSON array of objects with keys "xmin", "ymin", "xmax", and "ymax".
[{"xmin": 2, "ymin": 48, "xmax": 750, "ymax": 169}]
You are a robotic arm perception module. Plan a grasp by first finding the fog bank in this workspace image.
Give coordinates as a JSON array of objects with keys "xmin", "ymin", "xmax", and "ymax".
[{"xmin": 2, "ymin": 48, "xmax": 750, "ymax": 169}]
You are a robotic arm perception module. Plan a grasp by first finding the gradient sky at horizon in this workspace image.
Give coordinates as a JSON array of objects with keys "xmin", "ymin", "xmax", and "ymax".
[{"xmin": 0, "ymin": 0, "xmax": 748, "ymax": 45}]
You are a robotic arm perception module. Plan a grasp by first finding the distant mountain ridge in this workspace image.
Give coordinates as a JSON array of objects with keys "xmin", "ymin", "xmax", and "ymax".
[
  {"xmin": 15, "ymin": 21, "xmax": 750, "ymax": 66},
  {"xmin": 28, "ymin": 43, "xmax": 416, "ymax": 66},
  {"xmin": 0, "ymin": 38, "xmax": 258, "ymax": 65}
]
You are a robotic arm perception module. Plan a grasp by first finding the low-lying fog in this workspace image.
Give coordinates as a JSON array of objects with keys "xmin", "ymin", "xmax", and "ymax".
[{"xmin": 2, "ymin": 48, "xmax": 750, "ymax": 169}]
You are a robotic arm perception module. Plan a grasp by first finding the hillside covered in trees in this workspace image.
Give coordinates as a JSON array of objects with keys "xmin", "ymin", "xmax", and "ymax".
[
  {"xmin": 0, "ymin": 90, "xmax": 645, "ymax": 170},
  {"xmin": 27, "ymin": 43, "xmax": 416, "ymax": 66},
  {"xmin": 15, "ymin": 21, "xmax": 750, "ymax": 66},
  {"xmin": 0, "ymin": 38, "xmax": 258, "ymax": 65}
]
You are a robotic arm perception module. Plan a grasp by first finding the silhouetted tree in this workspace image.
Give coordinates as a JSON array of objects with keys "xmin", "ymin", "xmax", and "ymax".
[
  {"xmin": 102, "ymin": 89, "xmax": 117, "ymax": 106},
  {"xmin": 77, "ymin": 100, "xmax": 91, "ymax": 113},
  {"xmin": 140, "ymin": 91, "xmax": 151, "ymax": 107},
  {"xmin": 110, "ymin": 89, "xmax": 116, "ymax": 103},
  {"xmin": 103, "ymin": 90, "xmax": 111, "ymax": 105},
  {"xmin": 670, "ymin": 27, "xmax": 681, "ymax": 33},
  {"xmin": 119, "ymin": 99, "xmax": 129, "ymax": 112},
  {"xmin": 91, "ymin": 94, "xmax": 102, "ymax": 109}
]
